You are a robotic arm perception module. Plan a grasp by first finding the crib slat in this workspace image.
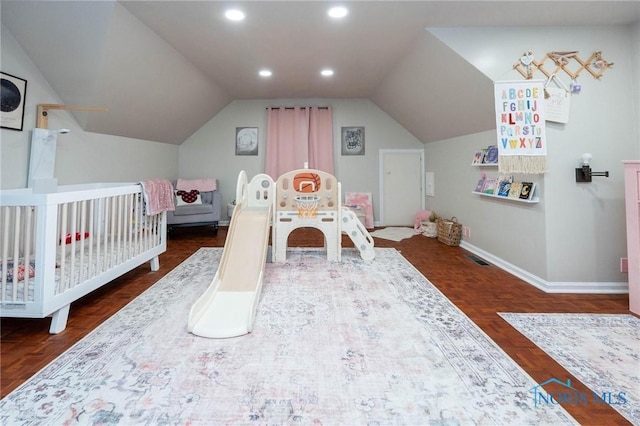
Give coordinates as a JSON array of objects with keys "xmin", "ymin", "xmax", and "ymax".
[
  {"xmin": 104, "ymin": 197, "xmax": 111, "ymax": 271},
  {"xmin": 69, "ymin": 201, "xmax": 78, "ymax": 290},
  {"xmin": 58, "ymin": 203, "xmax": 68, "ymax": 293},
  {"xmin": 11, "ymin": 207, "xmax": 21, "ymax": 300},
  {"xmin": 152, "ymin": 214, "xmax": 158, "ymax": 248},
  {"xmin": 110, "ymin": 196, "xmax": 117, "ymax": 269},
  {"xmin": 79, "ymin": 200, "xmax": 87, "ymax": 283},
  {"xmin": 1, "ymin": 206, "xmax": 10, "ymax": 300},
  {"xmin": 89, "ymin": 199, "xmax": 95, "ymax": 278},
  {"xmin": 134, "ymin": 195, "xmax": 140, "ymax": 256},
  {"xmin": 116, "ymin": 195, "xmax": 123, "ymax": 265},
  {"xmin": 124, "ymin": 195, "xmax": 131, "ymax": 258},
  {"xmin": 23, "ymin": 206, "xmax": 33, "ymax": 301},
  {"xmin": 99, "ymin": 197, "xmax": 106, "ymax": 273},
  {"xmin": 95, "ymin": 198, "xmax": 102, "ymax": 276}
]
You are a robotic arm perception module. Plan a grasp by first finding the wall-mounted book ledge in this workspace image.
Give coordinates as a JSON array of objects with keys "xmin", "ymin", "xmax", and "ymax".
[{"xmin": 472, "ymin": 191, "xmax": 539, "ymax": 204}]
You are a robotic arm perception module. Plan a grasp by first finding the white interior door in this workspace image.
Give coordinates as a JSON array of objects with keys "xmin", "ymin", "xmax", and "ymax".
[{"xmin": 380, "ymin": 149, "xmax": 424, "ymax": 226}]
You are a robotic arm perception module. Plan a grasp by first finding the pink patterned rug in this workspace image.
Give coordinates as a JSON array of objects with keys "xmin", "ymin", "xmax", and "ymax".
[
  {"xmin": 500, "ymin": 313, "xmax": 639, "ymax": 424},
  {"xmin": 0, "ymin": 248, "xmax": 576, "ymax": 425}
]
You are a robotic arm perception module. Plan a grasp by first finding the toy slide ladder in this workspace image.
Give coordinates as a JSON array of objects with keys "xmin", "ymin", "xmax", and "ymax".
[
  {"xmin": 188, "ymin": 172, "xmax": 274, "ymax": 338},
  {"xmin": 341, "ymin": 207, "xmax": 375, "ymax": 261}
]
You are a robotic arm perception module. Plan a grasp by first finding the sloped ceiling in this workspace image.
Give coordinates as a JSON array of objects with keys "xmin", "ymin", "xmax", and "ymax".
[
  {"xmin": 371, "ymin": 30, "xmax": 495, "ymax": 143},
  {"xmin": 1, "ymin": 1, "xmax": 639, "ymax": 145},
  {"xmin": 1, "ymin": 1, "xmax": 230, "ymax": 144}
]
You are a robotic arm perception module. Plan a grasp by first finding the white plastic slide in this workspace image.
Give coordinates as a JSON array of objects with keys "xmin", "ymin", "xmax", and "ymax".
[
  {"xmin": 341, "ymin": 207, "xmax": 375, "ymax": 261},
  {"xmin": 188, "ymin": 172, "xmax": 274, "ymax": 338}
]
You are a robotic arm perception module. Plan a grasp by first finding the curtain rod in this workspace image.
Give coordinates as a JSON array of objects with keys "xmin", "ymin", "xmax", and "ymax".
[{"xmin": 266, "ymin": 106, "xmax": 330, "ymax": 110}]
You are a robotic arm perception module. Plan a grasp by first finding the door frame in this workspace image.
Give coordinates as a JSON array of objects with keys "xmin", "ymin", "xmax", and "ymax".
[{"xmin": 378, "ymin": 149, "xmax": 425, "ymax": 226}]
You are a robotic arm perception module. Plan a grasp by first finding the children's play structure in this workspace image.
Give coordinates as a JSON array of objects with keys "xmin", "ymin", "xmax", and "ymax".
[{"xmin": 188, "ymin": 168, "xmax": 375, "ymax": 338}]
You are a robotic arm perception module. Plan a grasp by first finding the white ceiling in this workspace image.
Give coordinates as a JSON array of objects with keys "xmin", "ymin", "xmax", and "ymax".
[{"xmin": 2, "ymin": 1, "xmax": 639, "ymax": 144}]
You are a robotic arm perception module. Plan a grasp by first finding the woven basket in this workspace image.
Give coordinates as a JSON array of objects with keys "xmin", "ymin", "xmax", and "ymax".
[{"xmin": 437, "ymin": 217, "xmax": 462, "ymax": 246}]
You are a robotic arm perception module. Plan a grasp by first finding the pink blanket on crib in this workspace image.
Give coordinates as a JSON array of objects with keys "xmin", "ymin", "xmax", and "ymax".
[{"xmin": 140, "ymin": 179, "xmax": 175, "ymax": 215}]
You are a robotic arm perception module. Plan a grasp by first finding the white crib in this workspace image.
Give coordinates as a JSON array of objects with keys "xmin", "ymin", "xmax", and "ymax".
[{"xmin": 0, "ymin": 183, "xmax": 167, "ymax": 333}]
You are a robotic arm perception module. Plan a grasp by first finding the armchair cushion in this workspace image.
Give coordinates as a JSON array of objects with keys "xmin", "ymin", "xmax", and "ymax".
[{"xmin": 175, "ymin": 190, "xmax": 202, "ymax": 206}]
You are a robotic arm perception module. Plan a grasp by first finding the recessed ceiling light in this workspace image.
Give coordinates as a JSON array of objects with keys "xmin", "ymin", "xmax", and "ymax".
[
  {"xmin": 320, "ymin": 69, "xmax": 334, "ymax": 77},
  {"xmin": 327, "ymin": 6, "xmax": 348, "ymax": 19},
  {"xmin": 259, "ymin": 69, "xmax": 272, "ymax": 77},
  {"xmin": 225, "ymin": 9, "xmax": 245, "ymax": 21}
]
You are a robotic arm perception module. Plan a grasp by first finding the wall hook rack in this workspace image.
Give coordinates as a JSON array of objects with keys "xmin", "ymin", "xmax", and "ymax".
[{"xmin": 514, "ymin": 50, "xmax": 613, "ymax": 81}]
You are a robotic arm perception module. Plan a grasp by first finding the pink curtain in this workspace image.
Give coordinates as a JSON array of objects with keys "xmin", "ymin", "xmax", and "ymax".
[
  {"xmin": 308, "ymin": 106, "xmax": 334, "ymax": 174},
  {"xmin": 265, "ymin": 106, "xmax": 333, "ymax": 179}
]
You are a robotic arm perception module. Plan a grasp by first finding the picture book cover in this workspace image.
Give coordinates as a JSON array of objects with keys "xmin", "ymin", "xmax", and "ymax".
[
  {"xmin": 519, "ymin": 182, "xmax": 535, "ymax": 200},
  {"xmin": 484, "ymin": 145, "xmax": 499, "ymax": 164},
  {"xmin": 508, "ymin": 182, "xmax": 522, "ymax": 199},
  {"xmin": 474, "ymin": 178, "xmax": 485, "ymax": 192},
  {"xmin": 472, "ymin": 151, "xmax": 485, "ymax": 165},
  {"xmin": 497, "ymin": 180, "xmax": 511, "ymax": 197},
  {"xmin": 482, "ymin": 178, "xmax": 498, "ymax": 194}
]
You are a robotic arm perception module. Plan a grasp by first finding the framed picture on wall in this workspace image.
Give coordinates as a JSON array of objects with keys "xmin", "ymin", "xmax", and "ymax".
[
  {"xmin": 1, "ymin": 72, "xmax": 27, "ymax": 131},
  {"xmin": 341, "ymin": 126, "xmax": 365, "ymax": 155},
  {"xmin": 236, "ymin": 127, "xmax": 258, "ymax": 155}
]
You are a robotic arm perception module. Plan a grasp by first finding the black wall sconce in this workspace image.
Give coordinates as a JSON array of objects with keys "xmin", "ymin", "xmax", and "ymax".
[{"xmin": 575, "ymin": 153, "xmax": 609, "ymax": 183}]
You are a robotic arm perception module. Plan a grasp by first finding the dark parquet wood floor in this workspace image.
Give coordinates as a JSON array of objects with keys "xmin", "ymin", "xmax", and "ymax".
[{"xmin": 1, "ymin": 226, "xmax": 633, "ymax": 425}]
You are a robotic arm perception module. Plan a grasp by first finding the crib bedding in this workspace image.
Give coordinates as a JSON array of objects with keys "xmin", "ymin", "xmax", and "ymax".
[
  {"xmin": 1, "ymin": 238, "xmax": 153, "ymax": 303},
  {"xmin": 0, "ymin": 260, "xmax": 36, "ymax": 282}
]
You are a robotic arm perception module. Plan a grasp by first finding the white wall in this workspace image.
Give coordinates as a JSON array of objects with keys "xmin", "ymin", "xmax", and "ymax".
[
  {"xmin": 0, "ymin": 27, "xmax": 179, "ymax": 189},
  {"xmin": 427, "ymin": 26, "xmax": 638, "ymax": 286},
  {"xmin": 178, "ymin": 98, "xmax": 424, "ymax": 221}
]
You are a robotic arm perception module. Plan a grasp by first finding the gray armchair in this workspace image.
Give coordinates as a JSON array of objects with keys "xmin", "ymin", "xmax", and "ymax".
[{"xmin": 167, "ymin": 180, "xmax": 222, "ymax": 233}]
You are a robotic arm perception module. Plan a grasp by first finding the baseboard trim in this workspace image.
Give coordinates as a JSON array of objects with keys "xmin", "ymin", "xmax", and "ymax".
[{"xmin": 459, "ymin": 241, "xmax": 628, "ymax": 294}]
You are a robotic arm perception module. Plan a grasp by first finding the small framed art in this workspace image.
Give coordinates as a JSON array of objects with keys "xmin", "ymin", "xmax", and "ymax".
[
  {"xmin": 1, "ymin": 72, "xmax": 27, "ymax": 131},
  {"xmin": 236, "ymin": 127, "xmax": 258, "ymax": 156},
  {"xmin": 341, "ymin": 126, "xmax": 365, "ymax": 155}
]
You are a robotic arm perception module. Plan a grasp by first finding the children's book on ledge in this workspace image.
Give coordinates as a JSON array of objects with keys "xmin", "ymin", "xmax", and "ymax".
[
  {"xmin": 484, "ymin": 145, "xmax": 499, "ymax": 164},
  {"xmin": 519, "ymin": 182, "xmax": 536, "ymax": 200},
  {"xmin": 497, "ymin": 180, "xmax": 512, "ymax": 197},
  {"xmin": 508, "ymin": 182, "xmax": 522, "ymax": 199},
  {"xmin": 472, "ymin": 150, "xmax": 485, "ymax": 165},
  {"xmin": 482, "ymin": 178, "xmax": 498, "ymax": 194}
]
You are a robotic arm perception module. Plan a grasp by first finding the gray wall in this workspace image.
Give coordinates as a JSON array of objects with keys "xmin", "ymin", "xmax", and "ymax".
[
  {"xmin": 0, "ymin": 27, "xmax": 179, "ymax": 189},
  {"xmin": 426, "ymin": 26, "xmax": 639, "ymax": 286},
  {"xmin": 178, "ymin": 98, "xmax": 424, "ymax": 221}
]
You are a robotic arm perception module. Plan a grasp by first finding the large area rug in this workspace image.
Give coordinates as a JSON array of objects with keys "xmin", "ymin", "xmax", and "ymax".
[
  {"xmin": 0, "ymin": 248, "xmax": 576, "ymax": 425},
  {"xmin": 500, "ymin": 313, "xmax": 639, "ymax": 424}
]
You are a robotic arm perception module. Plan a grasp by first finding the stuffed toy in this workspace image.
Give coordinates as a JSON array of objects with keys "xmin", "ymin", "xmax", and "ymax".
[{"xmin": 414, "ymin": 210, "xmax": 432, "ymax": 232}]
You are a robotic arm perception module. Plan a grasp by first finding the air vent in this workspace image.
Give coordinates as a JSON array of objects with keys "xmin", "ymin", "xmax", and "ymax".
[{"xmin": 465, "ymin": 254, "xmax": 491, "ymax": 266}]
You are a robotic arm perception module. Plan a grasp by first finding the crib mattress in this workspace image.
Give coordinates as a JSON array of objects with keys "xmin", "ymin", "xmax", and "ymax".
[{"xmin": 1, "ymin": 238, "xmax": 156, "ymax": 305}]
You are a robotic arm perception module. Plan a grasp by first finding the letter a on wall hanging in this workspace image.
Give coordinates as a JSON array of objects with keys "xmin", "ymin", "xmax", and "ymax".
[{"xmin": 494, "ymin": 80, "xmax": 547, "ymax": 174}]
